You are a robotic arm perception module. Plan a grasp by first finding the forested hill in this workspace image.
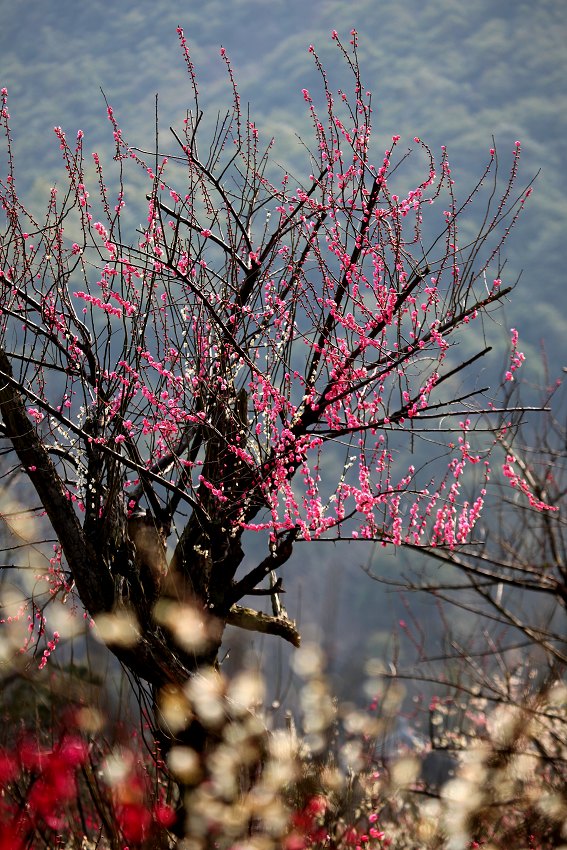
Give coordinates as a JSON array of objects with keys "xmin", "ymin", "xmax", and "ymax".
[
  {"xmin": 0, "ymin": 0, "xmax": 565, "ymax": 712},
  {"xmin": 1, "ymin": 0, "xmax": 565, "ymax": 368}
]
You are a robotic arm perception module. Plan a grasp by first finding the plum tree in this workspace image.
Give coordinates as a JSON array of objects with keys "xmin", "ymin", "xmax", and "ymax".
[{"xmin": 0, "ymin": 29, "xmax": 541, "ymax": 751}]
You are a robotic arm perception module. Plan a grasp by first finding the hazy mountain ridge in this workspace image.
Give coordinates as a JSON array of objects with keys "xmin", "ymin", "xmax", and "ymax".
[
  {"xmin": 1, "ymin": 1, "xmax": 565, "ymax": 693},
  {"xmin": 2, "ymin": 0, "xmax": 564, "ymax": 364}
]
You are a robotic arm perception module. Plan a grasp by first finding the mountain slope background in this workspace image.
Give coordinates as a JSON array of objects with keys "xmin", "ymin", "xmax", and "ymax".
[
  {"xmin": 2, "ymin": 0, "xmax": 564, "ymax": 361},
  {"xmin": 1, "ymin": 0, "xmax": 565, "ymax": 701}
]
